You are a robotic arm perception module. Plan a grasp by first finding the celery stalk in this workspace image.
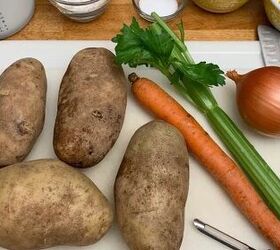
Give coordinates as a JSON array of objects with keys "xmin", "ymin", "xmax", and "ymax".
[{"xmin": 152, "ymin": 12, "xmax": 280, "ymax": 218}]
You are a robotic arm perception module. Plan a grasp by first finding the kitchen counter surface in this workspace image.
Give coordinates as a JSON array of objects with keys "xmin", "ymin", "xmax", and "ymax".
[{"xmin": 9, "ymin": 0, "xmax": 268, "ymax": 40}]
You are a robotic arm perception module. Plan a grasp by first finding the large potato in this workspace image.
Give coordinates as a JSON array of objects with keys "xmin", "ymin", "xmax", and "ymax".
[
  {"xmin": 115, "ymin": 120, "xmax": 189, "ymax": 250},
  {"xmin": 54, "ymin": 48, "xmax": 127, "ymax": 168},
  {"xmin": 0, "ymin": 58, "xmax": 47, "ymax": 167},
  {"xmin": 0, "ymin": 159, "xmax": 113, "ymax": 250}
]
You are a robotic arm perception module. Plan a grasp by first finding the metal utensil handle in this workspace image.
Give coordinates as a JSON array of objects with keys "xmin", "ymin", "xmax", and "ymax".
[
  {"xmin": 258, "ymin": 25, "xmax": 280, "ymax": 66},
  {"xmin": 193, "ymin": 219, "xmax": 256, "ymax": 250}
]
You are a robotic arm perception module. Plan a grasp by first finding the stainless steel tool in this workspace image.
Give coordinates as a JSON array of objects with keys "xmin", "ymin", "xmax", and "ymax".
[
  {"xmin": 193, "ymin": 219, "xmax": 257, "ymax": 250},
  {"xmin": 258, "ymin": 25, "xmax": 280, "ymax": 66}
]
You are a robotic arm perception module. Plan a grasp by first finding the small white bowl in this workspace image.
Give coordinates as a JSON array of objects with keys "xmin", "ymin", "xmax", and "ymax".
[
  {"xmin": 264, "ymin": 0, "xmax": 280, "ymax": 31},
  {"xmin": 132, "ymin": 0, "xmax": 186, "ymax": 22}
]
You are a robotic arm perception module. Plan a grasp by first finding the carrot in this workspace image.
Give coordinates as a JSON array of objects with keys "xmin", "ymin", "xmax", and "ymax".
[{"xmin": 128, "ymin": 73, "xmax": 280, "ymax": 249}]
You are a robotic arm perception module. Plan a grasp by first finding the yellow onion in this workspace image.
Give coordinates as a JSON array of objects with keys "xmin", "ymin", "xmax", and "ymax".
[
  {"xmin": 191, "ymin": 0, "xmax": 249, "ymax": 13},
  {"xmin": 227, "ymin": 66, "xmax": 280, "ymax": 137}
]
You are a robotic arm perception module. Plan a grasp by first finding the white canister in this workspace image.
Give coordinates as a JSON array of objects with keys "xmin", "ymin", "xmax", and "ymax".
[{"xmin": 0, "ymin": 0, "xmax": 35, "ymax": 39}]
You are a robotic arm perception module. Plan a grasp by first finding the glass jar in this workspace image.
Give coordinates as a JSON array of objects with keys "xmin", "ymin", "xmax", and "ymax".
[
  {"xmin": 49, "ymin": 0, "xmax": 110, "ymax": 22},
  {"xmin": 132, "ymin": 0, "xmax": 186, "ymax": 22}
]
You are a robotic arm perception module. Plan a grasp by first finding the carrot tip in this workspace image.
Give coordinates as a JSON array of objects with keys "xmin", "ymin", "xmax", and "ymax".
[{"xmin": 128, "ymin": 73, "xmax": 139, "ymax": 84}]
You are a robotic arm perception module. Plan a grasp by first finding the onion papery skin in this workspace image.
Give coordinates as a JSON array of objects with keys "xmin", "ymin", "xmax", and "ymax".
[{"xmin": 227, "ymin": 67, "xmax": 280, "ymax": 137}]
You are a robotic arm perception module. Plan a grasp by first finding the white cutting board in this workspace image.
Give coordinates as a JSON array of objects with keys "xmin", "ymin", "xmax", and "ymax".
[{"xmin": 0, "ymin": 41, "xmax": 278, "ymax": 250}]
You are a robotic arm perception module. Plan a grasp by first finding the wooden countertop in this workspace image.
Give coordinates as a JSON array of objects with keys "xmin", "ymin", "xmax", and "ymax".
[{"xmin": 9, "ymin": 0, "xmax": 269, "ymax": 40}]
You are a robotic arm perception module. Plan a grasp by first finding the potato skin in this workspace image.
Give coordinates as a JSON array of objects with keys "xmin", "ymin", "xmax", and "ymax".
[
  {"xmin": 115, "ymin": 120, "xmax": 189, "ymax": 250},
  {"xmin": 0, "ymin": 159, "xmax": 113, "ymax": 250},
  {"xmin": 0, "ymin": 58, "xmax": 47, "ymax": 167},
  {"xmin": 54, "ymin": 48, "xmax": 127, "ymax": 168}
]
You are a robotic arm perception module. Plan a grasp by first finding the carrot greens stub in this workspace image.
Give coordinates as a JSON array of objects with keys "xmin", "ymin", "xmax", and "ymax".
[{"xmin": 112, "ymin": 13, "xmax": 280, "ymax": 219}]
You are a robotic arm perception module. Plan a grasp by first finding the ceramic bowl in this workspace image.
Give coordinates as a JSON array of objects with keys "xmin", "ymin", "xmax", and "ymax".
[
  {"xmin": 264, "ymin": 0, "xmax": 280, "ymax": 31},
  {"xmin": 191, "ymin": 0, "xmax": 249, "ymax": 13},
  {"xmin": 132, "ymin": 0, "xmax": 186, "ymax": 22}
]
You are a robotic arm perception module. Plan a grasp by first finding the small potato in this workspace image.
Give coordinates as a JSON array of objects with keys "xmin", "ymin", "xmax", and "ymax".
[
  {"xmin": 115, "ymin": 120, "xmax": 189, "ymax": 250},
  {"xmin": 0, "ymin": 58, "xmax": 47, "ymax": 167},
  {"xmin": 0, "ymin": 159, "xmax": 113, "ymax": 250},
  {"xmin": 54, "ymin": 47, "xmax": 127, "ymax": 168}
]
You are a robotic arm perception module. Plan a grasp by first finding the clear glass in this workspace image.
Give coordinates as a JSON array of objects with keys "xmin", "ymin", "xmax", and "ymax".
[
  {"xmin": 132, "ymin": 0, "xmax": 186, "ymax": 22},
  {"xmin": 49, "ymin": 0, "xmax": 110, "ymax": 22}
]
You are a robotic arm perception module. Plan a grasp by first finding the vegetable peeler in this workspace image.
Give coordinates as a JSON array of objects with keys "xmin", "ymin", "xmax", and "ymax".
[{"xmin": 193, "ymin": 219, "xmax": 257, "ymax": 250}]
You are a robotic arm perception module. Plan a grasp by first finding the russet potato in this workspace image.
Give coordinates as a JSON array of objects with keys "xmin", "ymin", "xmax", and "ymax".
[
  {"xmin": 0, "ymin": 159, "xmax": 113, "ymax": 250},
  {"xmin": 54, "ymin": 48, "xmax": 127, "ymax": 168},
  {"xmin": 115, "ymin": 120, "xmax": 189, "ymax": 250},
  {"xmin": 0, "ymin": 58, "xmax": 47, "ymax": 167}
]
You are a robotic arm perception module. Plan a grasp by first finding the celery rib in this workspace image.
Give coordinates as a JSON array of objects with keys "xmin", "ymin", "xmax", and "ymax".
[{"xmin": 152, "ymin": 12, "xmax": 280, "ymax": 219}]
